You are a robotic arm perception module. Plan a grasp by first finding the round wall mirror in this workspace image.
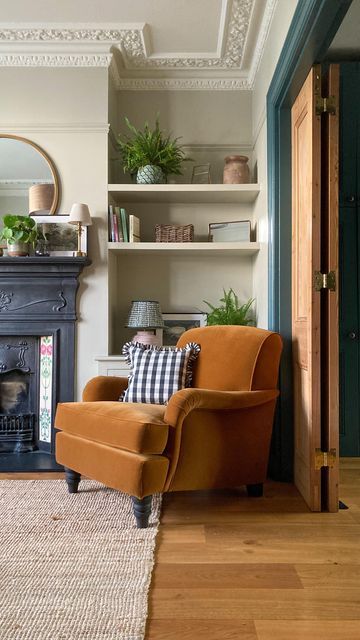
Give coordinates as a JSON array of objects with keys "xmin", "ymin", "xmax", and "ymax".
[{"xmin": 0, "ymin": 135, "xmax": 60, "ymax": 218}]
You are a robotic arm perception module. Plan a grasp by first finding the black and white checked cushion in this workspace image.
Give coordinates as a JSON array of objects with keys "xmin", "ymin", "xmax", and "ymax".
[{"xmin": 121, "ymin": 341, "xmax": 201, "ymax": 404}]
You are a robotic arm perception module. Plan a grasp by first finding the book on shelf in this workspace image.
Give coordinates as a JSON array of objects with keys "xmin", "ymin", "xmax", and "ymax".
[
  {"xmin": 120, "ymin": 208, "xmax": 129, "ymax": 243},
  {"xmin": 113, "ymin": 212, "xmax": 120, "ymax": 242},
  {"xmin": 114, "ymin": 206, "xmax": 124, "ymax": 242},
  {"xmin": 129, "ymin": 215, "xmax": 140, "ymax": 242},
  {"xmin": 108, "ymin": 204, "xmax": 115, "ymax": 242}
]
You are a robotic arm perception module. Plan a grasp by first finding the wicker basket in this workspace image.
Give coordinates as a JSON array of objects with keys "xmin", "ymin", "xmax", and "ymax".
[{"xmin": 155, "ymin": 224, "xmax": 194, "ymax": 243}]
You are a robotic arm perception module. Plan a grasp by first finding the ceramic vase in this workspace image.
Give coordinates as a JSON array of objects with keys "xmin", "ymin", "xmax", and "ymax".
[
  {"xmin": 137, "ymin": 165, "xmax": 166, "ymax": 184},
  {"xmin": 223, "ymin": 155, "xmax": 250, "ymax": 184}
]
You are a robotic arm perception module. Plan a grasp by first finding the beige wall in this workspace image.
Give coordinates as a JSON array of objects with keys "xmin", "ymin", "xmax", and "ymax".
[
  {"xmin": 0, "ymin": 66, "xmax": 109, "ymax": 398},
  {"xmin": 116, "ymin": 90, "xmax": 252, "ymax": 145},
  {"xmin": 112, "ymin": 89, "xmax": 253, "ymax": 184},
  {"xmin": 252, "ymin": 0, "xmax": 299, "ymax": 328}
]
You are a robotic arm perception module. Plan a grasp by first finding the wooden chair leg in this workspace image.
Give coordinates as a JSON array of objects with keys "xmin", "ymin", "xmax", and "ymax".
[
  {"xmin": 246, "ymin": 483, "xmax": 263, "ymax": 497},
  {"xmin": 65, "ymin": 468, "xmax": 81, "ymax": 494},
  {"xmin": 132, "ymin": 495, "xmax": 152, "ymax": 528}
]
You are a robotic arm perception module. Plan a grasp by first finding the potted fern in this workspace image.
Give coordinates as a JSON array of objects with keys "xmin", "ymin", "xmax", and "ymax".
[
  {"xmin": 117, "ymin": 117, "xmax": 191, "ymax": 184},
  {"xmin": 0, "ymin": 214, "xmax": 45, "ymax": 257},
  {"xmin": 203, "ymin": 288, "xmax": 255, "ymax": 326}
]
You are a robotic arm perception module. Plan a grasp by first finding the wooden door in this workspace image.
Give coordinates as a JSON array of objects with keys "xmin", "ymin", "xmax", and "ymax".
[
  {"xmin": 291, "ymin": 64, "xmax": 339, "ymax": 512},
  {"xmin": 323, "ymin": 64, "xmax": 339, "ymax": 512}
]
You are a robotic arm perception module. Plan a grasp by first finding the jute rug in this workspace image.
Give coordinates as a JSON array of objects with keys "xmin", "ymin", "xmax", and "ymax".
[{"xmin": 0, "ymin": 479, "xmax": 161, "ymax": 640}]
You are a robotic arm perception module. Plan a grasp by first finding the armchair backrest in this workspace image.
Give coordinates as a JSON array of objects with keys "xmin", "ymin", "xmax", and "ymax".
[{"xmin": 176, "ymin": 325, "xmax": 282, "ymax": 391}]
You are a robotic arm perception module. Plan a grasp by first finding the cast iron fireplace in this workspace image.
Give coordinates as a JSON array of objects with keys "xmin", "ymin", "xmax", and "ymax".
[{"xmin": 0, "ymin": 256, "xmax": 89, "ymax": 472}]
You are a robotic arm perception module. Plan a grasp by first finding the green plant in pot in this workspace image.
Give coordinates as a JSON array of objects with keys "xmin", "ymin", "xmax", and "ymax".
[
  {"xmin": 0, "ymin": 214, "xmax": 45, "ymax": 257},
  {"xmin": 117, "ymin": 117, "xmax": 191, "ymax": 184},
  {"xmin": 203, "ymin": 288, "xmax": 255, "ymax": 326}
]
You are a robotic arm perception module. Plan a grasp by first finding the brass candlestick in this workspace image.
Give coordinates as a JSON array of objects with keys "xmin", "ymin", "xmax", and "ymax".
[{"xmin": 75, "ymin": 221, "xmax": 85, "ymax": 257}]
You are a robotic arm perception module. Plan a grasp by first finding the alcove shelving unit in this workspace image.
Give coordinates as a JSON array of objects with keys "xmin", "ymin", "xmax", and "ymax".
[{"xmin": 106, "ymin": 181, "xmax": 261, "ymax": 360}]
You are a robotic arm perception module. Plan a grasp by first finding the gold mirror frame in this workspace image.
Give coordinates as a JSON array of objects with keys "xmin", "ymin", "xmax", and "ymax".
[{"xmin": 0, "ymin": 134, "xmax": 60, "ymax": 215}]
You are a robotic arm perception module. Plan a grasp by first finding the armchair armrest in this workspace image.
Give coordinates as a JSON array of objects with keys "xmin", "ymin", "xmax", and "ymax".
[
  {"xmin": 164, "ymin": 388, "xmax": 279, "ymax": 427},
  {"xmin": 82, "ymin": 376, "xmax": 128, "ymax": 402}
]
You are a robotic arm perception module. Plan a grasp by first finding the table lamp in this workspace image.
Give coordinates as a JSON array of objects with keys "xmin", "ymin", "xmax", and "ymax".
[
  {"xmin": 69, "ymin": 203, "xmax": 92, "ymax": 257},
  {"xmin": 125, "ymin": 300, "xmax": 164, "ymax": 346}
]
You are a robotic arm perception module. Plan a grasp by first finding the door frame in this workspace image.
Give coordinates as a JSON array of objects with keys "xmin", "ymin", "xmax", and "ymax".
[{"xmin": 267, "ymin": 0, "xmax": 352, "ymax": 480}]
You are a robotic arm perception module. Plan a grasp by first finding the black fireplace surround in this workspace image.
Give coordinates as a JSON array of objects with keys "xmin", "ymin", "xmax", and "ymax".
[{"xmin": 0, "ymin": 257, "xmax": 89, "ymax": 472}]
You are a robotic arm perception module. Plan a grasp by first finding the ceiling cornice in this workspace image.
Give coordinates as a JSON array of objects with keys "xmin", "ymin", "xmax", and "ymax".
[
  {"xmin": 109, "ymin": 73, "xmax": 250, "ymax": 91},
  {"xmin": 0, "ymin": 53, "xmax": 112, "ymax": 67},
  {"xmin": 0, "ymin": 0, "xmax": 275, "ymax": 90}
]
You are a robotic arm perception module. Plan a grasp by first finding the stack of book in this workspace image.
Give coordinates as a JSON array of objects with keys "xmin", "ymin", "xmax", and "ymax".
[{"xmin": 108, "ymin": 205, "xmax": 140, "ymax": 243}]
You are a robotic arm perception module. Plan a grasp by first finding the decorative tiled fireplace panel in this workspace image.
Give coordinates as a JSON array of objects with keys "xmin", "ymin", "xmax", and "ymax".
[
  {"xmin": 39, "ymin": 335, "xmax": 53, "ymax": 443},
  {"xmin": 0, "ymin": 335, "xmax": 55, "ymax": 452},
  {"xmin": 0, "ymin": 256, "xmax": 88, "ymax": 471}
]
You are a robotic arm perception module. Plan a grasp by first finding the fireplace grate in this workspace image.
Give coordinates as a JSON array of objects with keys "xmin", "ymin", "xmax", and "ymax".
[{"xmin": 0, "ymin": 414, "xmax": 36, "ymax": 453}]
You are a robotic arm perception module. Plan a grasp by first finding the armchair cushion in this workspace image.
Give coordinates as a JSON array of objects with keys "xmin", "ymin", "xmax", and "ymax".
[
  {"xmin": 55, "ymin": 401, "xmax": 169, "ymax": 455},
  {"xmin": 121, "ymin": 341, "xmax": 201, "ymax": 404}
]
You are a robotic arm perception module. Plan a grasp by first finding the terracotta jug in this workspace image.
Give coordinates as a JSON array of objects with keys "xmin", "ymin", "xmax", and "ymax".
[{"xmin": 223, "ymin": 155, "xmax": 250, "ymax": 184}]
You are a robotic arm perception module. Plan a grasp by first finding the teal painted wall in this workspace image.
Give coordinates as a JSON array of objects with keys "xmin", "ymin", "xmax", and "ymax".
[{"xmin": 339, "ymin": 62, "xmax": 360, "ymax": 456}]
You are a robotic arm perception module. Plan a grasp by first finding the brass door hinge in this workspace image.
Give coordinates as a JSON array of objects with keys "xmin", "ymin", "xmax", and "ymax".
[
  {"xmin": 315, "ymin": 448, "xmax": 337, "ymax": 470},
  {"xmin": 314, "ymin": 271, "xmax": 336, "ymax": 291},
  {"xmin": 315, "ymin": 95, "xmax": 337, "ymax": 115}
]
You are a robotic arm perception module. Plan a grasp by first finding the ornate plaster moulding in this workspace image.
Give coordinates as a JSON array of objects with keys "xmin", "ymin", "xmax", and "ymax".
[
  {"xmin": 110, "ymin": 74, "xmax": 250, "ymax": 91},
  {"xmin": 120, "ymin": 0, "xmax": 254, "ymax": 70},
  {"xmin": 0, "ymin": 0, "xmax": 253, "ymax": 70},
  {"xmin": 0, "ymin": 54, "xmax": 112, "ymax": 67},
  {"xmin": 0, "ymin": 0, "xmax": 276, "ymax": 89}
]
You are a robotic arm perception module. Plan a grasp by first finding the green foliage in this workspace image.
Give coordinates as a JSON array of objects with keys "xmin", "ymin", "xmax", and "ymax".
[
  {"xmin": 203, "ymin": 289, "xmax": 255, "ymax": 326},
  {"xmin": 0, "ymin": 214, "xmax": 45, "ymax": 246},
  {"xmin": 117, "ymin": 117, "xmax": 191, "ymax": 177}
]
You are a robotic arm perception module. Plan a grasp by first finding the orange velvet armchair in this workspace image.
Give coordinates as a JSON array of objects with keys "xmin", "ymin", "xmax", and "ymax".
[{"xmin": 55, "ymin": 326, "xmax": 282, "ymax": 527}]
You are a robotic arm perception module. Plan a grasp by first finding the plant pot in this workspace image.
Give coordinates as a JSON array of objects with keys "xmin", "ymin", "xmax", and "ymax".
[
  {"xmin": 7, "ymin": 241, "xmax": 30, "ymax": 257},
  {"xmin": 137, "ymin": 165, "xmax": 166, "ymax": 184}
]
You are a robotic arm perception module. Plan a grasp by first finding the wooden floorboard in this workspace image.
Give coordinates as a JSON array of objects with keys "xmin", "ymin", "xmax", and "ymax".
[
  {"xmin": 147, "ymin": 459, "xmax": 360, "ymax": 639},
  {"xmin": 0, "ymin": 472, "xmax": 64, "ymax": 480}
]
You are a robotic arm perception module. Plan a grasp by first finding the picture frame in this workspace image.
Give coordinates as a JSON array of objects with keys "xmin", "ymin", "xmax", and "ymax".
[
  {"xmin": 30, "ymin": 215, "xmax": 87, "ymax": 256},
  {"xmin": 191, "ymin": 163, "xmax": 212, "ymax": 184},
  {"xmin": 208, "ymin": 220, "xmax": 251, "ymax": 243},
  {"xmin": 159, "ymin": 312, "xmax": 207, "ymax": 347}
]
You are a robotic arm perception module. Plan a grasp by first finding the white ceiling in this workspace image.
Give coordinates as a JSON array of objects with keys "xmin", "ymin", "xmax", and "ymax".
[{"xmin": 0, "ymin": 0, "xmax": 277, "ymax": 90}]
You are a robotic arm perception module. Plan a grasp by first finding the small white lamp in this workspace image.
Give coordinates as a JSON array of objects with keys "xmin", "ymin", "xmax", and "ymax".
[
  {"xmin": 68, "ymin": 203, "xmax": 92, "ymax": 257},
  {"xmin": 125, "ymin": 300, "xmax": 164, "ymax": 346}
]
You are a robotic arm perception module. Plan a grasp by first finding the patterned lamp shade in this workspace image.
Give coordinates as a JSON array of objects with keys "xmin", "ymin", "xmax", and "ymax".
[{"xmin": 125, "ymin": 300, "xmax": 164, "ymax": 329}]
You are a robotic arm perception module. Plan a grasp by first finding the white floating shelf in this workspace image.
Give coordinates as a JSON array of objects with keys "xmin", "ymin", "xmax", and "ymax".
[
  {"xmin": 108, "ymin": 242, "xmax": 260, "ymax": 256},
  {"xmin": 108, "ymin": 183, "xmax": 260, "ymax": 204}
]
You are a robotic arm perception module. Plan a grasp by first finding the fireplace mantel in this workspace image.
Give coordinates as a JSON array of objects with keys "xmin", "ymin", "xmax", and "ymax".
[
  {"xmin": 0, "ymin": 256, "xmax": 90, "ymax": 321},
  {"xmin": 0, "ymin": 256, "xmax": 90, "ymax": 472}
]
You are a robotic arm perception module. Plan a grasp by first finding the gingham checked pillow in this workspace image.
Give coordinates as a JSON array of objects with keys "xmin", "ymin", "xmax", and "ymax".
[{"xmin": 121, "ymin": 341, "xmax": 201, "ymax": 404}]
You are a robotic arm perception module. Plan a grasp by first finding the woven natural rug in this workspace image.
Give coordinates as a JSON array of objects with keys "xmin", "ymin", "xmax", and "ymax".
[{"xmin": 0, "ymin": 479, "xmax": 161, "ymax": 640}]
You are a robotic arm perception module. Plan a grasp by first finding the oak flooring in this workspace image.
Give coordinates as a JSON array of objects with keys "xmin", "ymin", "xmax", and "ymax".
[
  {"xmin": 2, "ymin": 463, "xmax": 360, "ymax": 639},
  {"xmin": 147, "ymin": 459, "xmax": 360, "ymax": 639}
]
